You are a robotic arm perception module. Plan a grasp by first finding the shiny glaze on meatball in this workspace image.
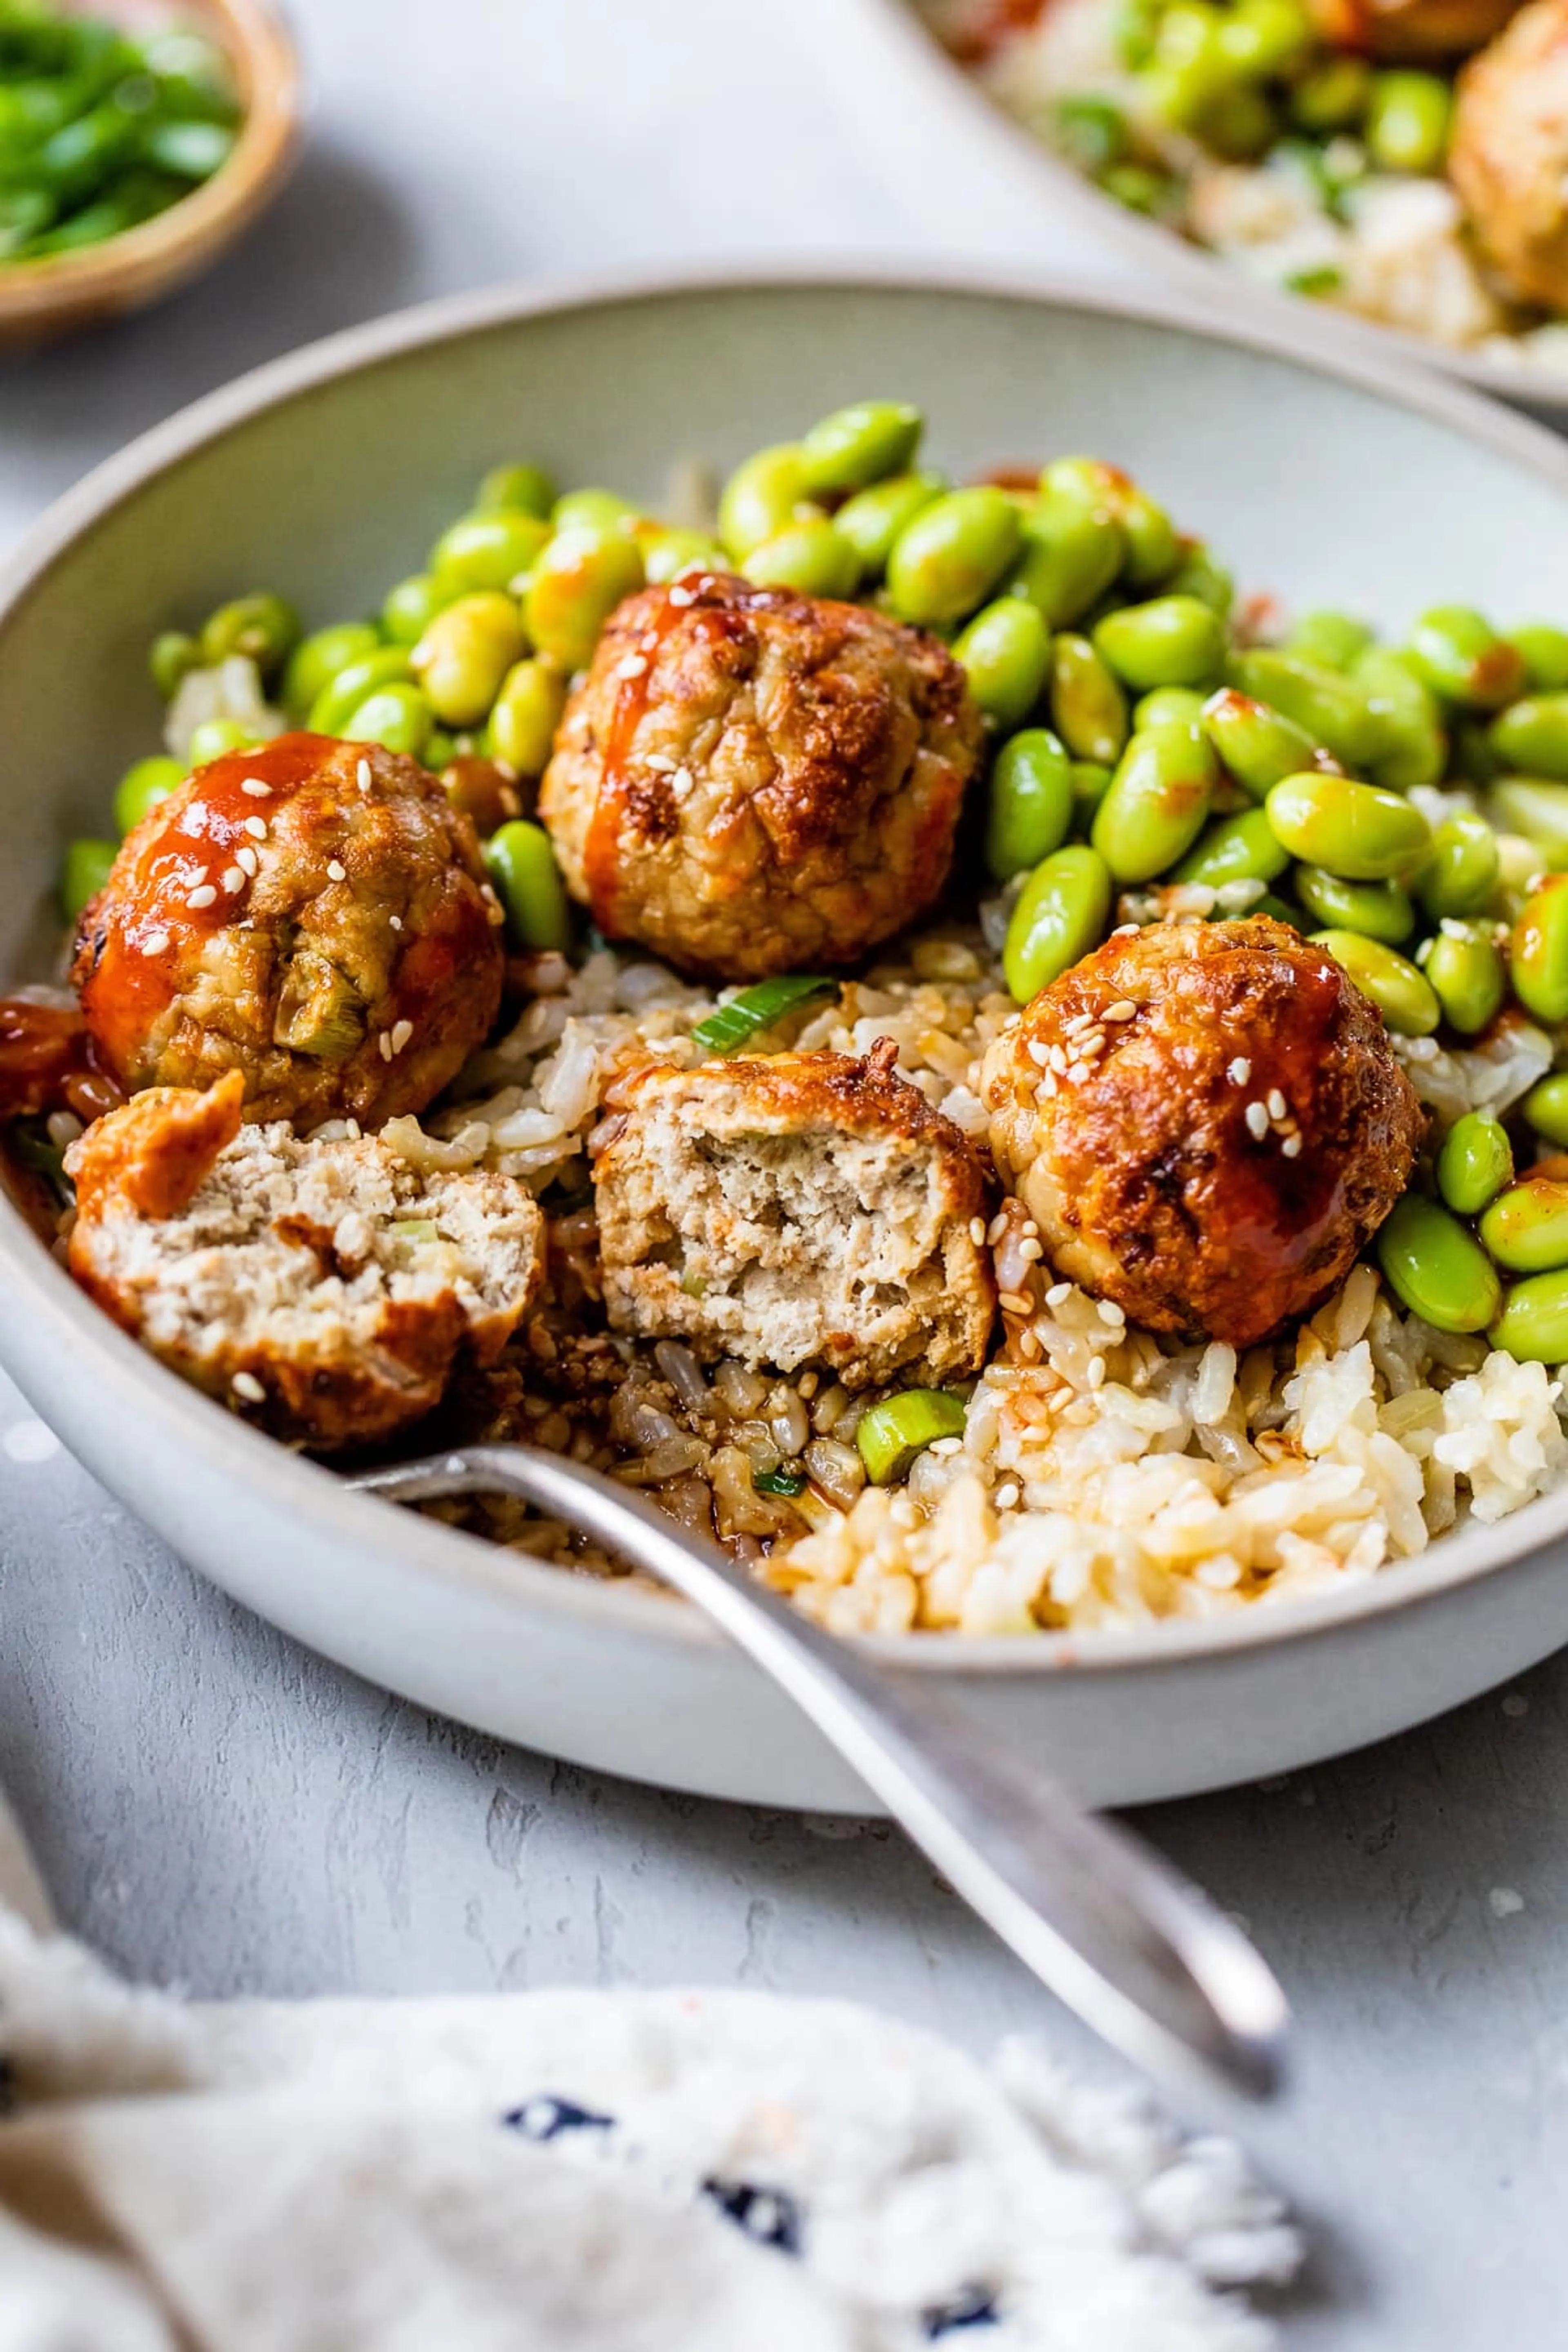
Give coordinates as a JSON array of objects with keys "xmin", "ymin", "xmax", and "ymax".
[
  {"xmin": 1449, "ymin": 0, "xmax": 1568, "ymax": 311},
  {"xmin": 980, "ymin": 918, "xmax": 1425, "ymax": 1348},
  {"xmin": 72, "ymin": 733, "xmax": 505, "ymax": 1128},
  {"xmin": 538, "ymin": 570, "xmax": 981, "ymax": 983}
]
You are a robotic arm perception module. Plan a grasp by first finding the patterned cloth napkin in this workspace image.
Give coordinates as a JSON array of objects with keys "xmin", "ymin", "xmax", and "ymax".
[{"xmin": 0, "ymin": 1798, "xmax": 1299, "ymax": 2350}]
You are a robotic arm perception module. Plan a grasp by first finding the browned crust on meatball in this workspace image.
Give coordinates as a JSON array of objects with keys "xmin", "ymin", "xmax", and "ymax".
[
  {"xmin": 538, "ymin": 572, "xmax": 982, "ymax": 983},
  {"xmin": 72, "ymin": 734, "xmax": 506, "ymax": 1130},
  {"xmin": 592, "ymin": 1038, "xmax": 997, "ymax": 1388},
  {"xmin": 66, "ymin": 1080, "xmax": 542, "ymax": 1450},
  {"xmin": 981, "ymin": 918, "xmax": 1425, "ymax": 1348},
  {"xmin": 1450, "ymin": 0, "xmax": 1568, "ymax": 309}
]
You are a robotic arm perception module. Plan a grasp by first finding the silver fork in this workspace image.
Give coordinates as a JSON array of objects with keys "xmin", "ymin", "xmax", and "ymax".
[{"xmin": 350, "ymin": 1443, "xmax": 1290, "ymax": 2105}]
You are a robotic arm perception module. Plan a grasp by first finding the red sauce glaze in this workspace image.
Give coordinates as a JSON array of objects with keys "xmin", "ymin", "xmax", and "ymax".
[{"xmin": 0, "ymin": 999, "xmax": 122, "ymax": 1123}]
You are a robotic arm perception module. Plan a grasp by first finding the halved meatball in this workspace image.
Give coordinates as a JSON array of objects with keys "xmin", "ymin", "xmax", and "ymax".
[
  {"xmin": 1310, "ymin": 0, "xmax": 1520, "ymax": 56},
  {"xmin": 72, "ymin": 733, "xmax": 505, "ymax": 1129},
  {"xmin": 980, "ymin": 918, "xmax": 1424, "ymax": 1348},
  {"xmin": 591, "ymin": 1040, "xmax": 996, "ymax": 1389},
  {"xmin": 538, "ymin": 571, "xmax": 981, "ymax": 983},
  {"xmin": 67, "ymin": 1071, "xmax": 542, "ymax": 1449},
  {"xmin": 1449, "ymin": 0, "xmax": 1568, "ymax": 311}
]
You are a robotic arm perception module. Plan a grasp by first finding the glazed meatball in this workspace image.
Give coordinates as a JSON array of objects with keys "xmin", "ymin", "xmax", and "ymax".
[
  {"xmin": 1309, "ymin": 0, "xmax": 1520, "ymax": 53},
  {"xmin": 1449, "ymin": 0, "xmax": 1568, "ymax": 311},
  {"xmin": 67, "ymin": 1071, "xmax": 542, "ymax": 1450},
  {"xmin": 980, "ymin": 919, "xmax": 1424, "ymax": 1348},
  {"xmin": 72, "ymin": 733, "xmax": 505, "ymax": 1129},
  {"xmin": 592, "ymin": 1039, "xmax": 997, "ymax": 1388},
  {"xmin": 538, "ymin": 571, "xmax": 981, "ymax": 983}
]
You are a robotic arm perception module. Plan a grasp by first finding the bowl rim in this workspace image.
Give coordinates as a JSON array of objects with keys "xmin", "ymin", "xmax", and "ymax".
[
  {"xmin": 0, "ymin": 0, "xmax": 301, "ymax": 322},
  {"xmin": 5, "ymin": 254, "xmax": 1568, "ymax": 1682},
  {"xmin": 844, "ymin": 0, "xmax": 1568, "ymax": 411}
]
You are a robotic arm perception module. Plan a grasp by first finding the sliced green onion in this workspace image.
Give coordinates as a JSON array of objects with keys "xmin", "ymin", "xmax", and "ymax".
[
  {"xmin": 1284, "ymin": 263, "xmax": 1343, "ymax": 297},
  {"xmin": 753, "ymin": 1466, "xmax": 806, "ymax": 1498},
  {"xmin": 690, "ymin": 974, "xmax": 834, "ymax": 1056},
  {"xmin": 9, "ymin": 1121, "xmax": 71, "ymax": 1207},
  {"xmin": 856, "ymin": 1390, "xmax": 968, "ymax": 1487}
]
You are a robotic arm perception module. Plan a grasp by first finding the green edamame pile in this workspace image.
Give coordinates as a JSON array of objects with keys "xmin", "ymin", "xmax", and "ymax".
[
  {"xmin": 80, "ymin": 398, "xmax": 1568, "ymax": 1366},
  {"xmin": 0, "ymin": 1, "xmax": 241, "ymax": 265}
]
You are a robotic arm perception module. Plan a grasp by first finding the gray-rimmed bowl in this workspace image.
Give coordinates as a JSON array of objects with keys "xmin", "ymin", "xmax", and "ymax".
[
  {"xmin": 826, "ymin": 0, "xmax": 1568, "ymax": 426},
  {"xmin": 4, "ymin": 265, "xmax": 1568, "ymax": 1813}
]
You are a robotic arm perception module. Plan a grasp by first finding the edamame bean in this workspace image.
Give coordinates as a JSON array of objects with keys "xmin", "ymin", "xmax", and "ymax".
[
  {"xmin": 430, "ymin": 509, "xmax": 550, "ymax": 595},
  {"xmin": 1365, "ymin": 71, "xmax": 1450, "ymax": 174},
  {"xmin": 1486, "ymin": 778, "xmax": 1568, "ymax": 870},
  {"xmin": 1437, "ymin": 1112, "xmax": 1513, "ymax": 1216},
  {"xmin": 1284, "ymin": 610, "xmax": 1373, "ymax": 672},
  {"xmin": 552, "ymin": 488, "xmax": 639, "ymax": 534},
  {"xmin": 307, "ymin": 646, "xmax": 413, "ymax": 738},
  {"xmin": 410, "ymin": 595, "xmax": 526, "ymax": 728},
  {"xmin": 1071, "ymin": 760, "xmax": 1114, "ymax": 822},
  {"xmin": 986, "ymin": 728, "xmax": 1073, "ymax": 880},
  {"xmin": 1490, "ymin": 1269, "xmax": 1568, "ymax": 1363},
  {"xmin": 1510, "ymin": 880, "xmax": 1568, "ymax": 1023},
  {"xmin": 524, "ymin": 528, "xmax": 644, "ymax": 672},
  {"xmin": 484, "ymin": 820, "xmax": 572, "ymax": 952},
  {"xmin": 343, "ymin": 683, "xmax": 432, "ymax": 761},
  {"xmin": 1512, "ymin": 624, "xmax": 1568, "ymax": 695},
  {"xmin": 1376, "ymin": 1194, "xmax": 1500, "ymax": 1333},
  {"xmin": 1091, "ymin": 720, "xmax": 1217, "ymax": 883},
  {"xmin": 1009, "ymin": 494, "xmax": 1125, "ymax": 626},
  {"xmin": 1040, "ymin": 457, "xmax": 1176, "ymax": 587},
  {"xmin": 1405, "ymin": 606, "xmax": 1524, "ymax": 711},
  {"xmin": 639, "ymin": 527, "xmax": 724, "ymax": 586},
  {"xmin": 799, "ymin": 401, "xmax": 922, "ymax": 495},
  {"xmin": 487, "ymin": 658, "xmax": 568, "ymax": 778},
  {"xmin": 1173, "ymin": 806, "xmax": 1290, "ymax": 889},
  {"xmin": 1489, "ymin": 695, "xmax": 1568, "ymax": 781},
  {"xmin": 1289, "ymin": 52, "xmax": 1371, "ymax": 131},
  {"xmin": 149, "ymin": 630, "xmax": 198, "ymax": 700},
  {"xmin": 1218, "ymin": 0, "xmax": 1312, "ymax": 74},
  {"xmin": 833, "ymin": 471, "xmax": 944, "ymax": 573},
  {"xmin": 1266, "ymin": 772, "xmax": 1431, "ymax": 880},
  {"xmin": 1165, "ymin": 540, "xmax": 1233, "ymax": 618},
  {"xmin": 60, "ymin": 837, "xmax": 116, "ymax": 924},
  {"xmin": 1481, "ymin": 1179, "xmax": 1568, "ymax": 1274},
  {"xmin": 1094, "ymin": 595, "xmax": 1224, "ymax": 692},
  {"xmin": 1294, "ymin": 866, "xmax": 1414, "ymax": 942},
  {"xmin": 954, "ymin": 597, "xmax": 1051, "ymax": 728},
  {"xmin": 1050, "ymin": 633, "xmax": 1129, "ymax": 764},
  {"xmin": 1135, "ymin": 686, "xmax": 1207, "ymax": 729},
  {"xmin": 1230, "ymin": 650, "xmax": 1379, "ymax": 767},
  {"xmin": 742, "ymin": 518, "xmax": 860, "ymax": 598},
  {"xmin": 1003, "ymin": 843, "xmax": 1114, "ymax": 1003},
  {"xmin": 1425, "ymin": 920, "xmax": 1506, "ymax": 1036},
  {"xmin": 886, "ymin": 488, "xmax": 1023, "ymax": 629},
  {"xmin": 1311, "ymin": 930, "xmax": 1439, "ymax": 1035},
  {"xmin": 187, "ymin": 718, "xmax": 261, "ymax": 765},
  {"xmin": 475, "ymin": 462, "xmax": 555, "ymax": 519},
  {"xmin": 382, "ymin": 572, "xmax": 456, "ymax": 646},
  {"xmin": 1201, "ymin": 687, "xmax": 1326, "ymax": 799},
  {"xmin": 199, "ymin": 592, "xmax": 299, "ymax": 678},
  {"xmin": 1352, "ymin": 648, "xmax": 1447, "ymax": 793},
  {"xmin": 113, "ymin": 754, "xmax": 185, "ymax": 835},
  {"xmin": 1523, "ymin": 1073, "xmax": 1568, "ymax": 1146},
  {"xmin": 283, "ymin": 622, "xmax": 381, "ymax": 723},
  {"xmin": 1417, "ymin": 813, "xmax": 1500, "ymax": 920},
  {"xmin": 717, "ymin": 445, "xmax": 815, "ymax": 561}
]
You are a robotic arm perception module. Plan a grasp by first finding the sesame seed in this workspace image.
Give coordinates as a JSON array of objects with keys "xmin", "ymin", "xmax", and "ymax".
[
  {"xmin": 1111, "ymin": 922, "xmax": 1139, "ymax": 938},
  {"xmin": 232, "ymin": 1372, "xmax": 265, "ymax": 1403},
  {"xmin": 240, "ymin": 778, "xmax": 271, "ymax": 798},
  {"xmin": 357, "ymin": 758, "xmax": 373, "ymax": 792},
  {"xmin": 186, "ymin": 883, "xmax": 218, "ymax": 909},
  {"xmin": 242, "ymin": 815, "xmax": 268, "ymax": 841},
  {"xmin": 1066, "ymin": 1060, "xmax": 1094, "ymax": 1084},
  {"xmin": 616, "ymin": 653, "xmax": 649, "ymax": 679},
  {"xmin": 141, "ymin": 929, "xmax": 171, "ymax": 955},
  {"xmin": 1266, "ymin": 1087, "xmax": 1287, "ymax": 1120},
  {"xmin": 235, "ymin": 846, "xmax": 258, "ymax": 877},
  {"xmin": 389, "ymin": 914, "xmax": 403, "ymax": 931},
  {"xmin": 1048, "ymin": 1044, "xmax": 1068, "ymax": 1074},
  {"xmin": 1027, "ymin": 1041, "xmax": 1052, "ymax": 1068},
  {"xmin": 1018, "ymin": 1238, "xmax": 1044, "ymax": 1262},
  {"xmin": 326, "ymin": 860, "xmax": 347, "ymax": 882},
  {"xmin": 378, "ymin": 1032, "xmax": 393, "ymax": 1062},
  {"xmin": 1038, "ymin": 1073, "xmax": 1059, "ymax": 1097},
  {"xmin": 998, "ymin": 1290, "xmax": 1033, "ymax": 1316},
  {"xmin": 1245, "ymin": 1100, "xmax": 1270, "ymax": 1140},
  {"xmin": 390, "ymin": 1019, "xmax": 413, "ymax": 1054},
  {"xmin": 222, "ymin": 866, "xmax": 245, "ymax": 893},
  {"xmin": 1227, "ymin": 1056, "xmax": 1252, "ymax": 1085},
  {"xmin": 668, "ymin": 584, "xmax": 695, "ymax": 606},
  {"xmin": 1045, "ymin": 1281, "xmax": 1072, "ymax": 1307},
  {"xmin": 1104, "ymin": 999, "xmax": 1137, "ymax": 1021},
  {"xmin": 1281, "ymin": 1134, "xmax": 1303, "ymax": 1158},
  {"xmin": 969, "ymin": 1217, "xmax": 987, "ymax": 1246}
]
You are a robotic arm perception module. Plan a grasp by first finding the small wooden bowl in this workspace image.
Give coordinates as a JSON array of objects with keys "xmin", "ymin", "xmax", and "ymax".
[{"xmin": 0, "ymin": 0, "xmax": 301, "ymax": 347}]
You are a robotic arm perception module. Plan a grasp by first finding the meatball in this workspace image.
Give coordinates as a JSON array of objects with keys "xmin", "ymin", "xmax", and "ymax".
[
  {"xmin": 538, "ymin": 570, "xmax": 981, "ymax": 983},
  {"xmin": 1308, "ymin": 0, "xmax": 1521, "ymax": 53},
  {"xmin": 67, "ymin": 1070, "xmax": 542, "ymax": 1450},
  {"xmin": 591, "ymin": 1039, "xmax": 996, "ymax": 1389},
  {"xmin": 1449, "ymin": 0, "xmax": 1568, "ymax": 311},
  {"xmin": 72, "ymin": 733, "xmax": 505, "ymax": 1129},
  {"xmin": 980, "ymin": 918, "xmax": 1424, "ymax": 1348}
]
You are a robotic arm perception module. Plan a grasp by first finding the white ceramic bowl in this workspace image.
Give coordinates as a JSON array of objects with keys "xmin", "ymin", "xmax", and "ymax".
[
  {"xmin": 826, "ymin": 0, "xmax": 1568, "ymax": 424},
  {"xmin": 5, "ymin": 266, "xmax": 1568, "ymax": 1813}
]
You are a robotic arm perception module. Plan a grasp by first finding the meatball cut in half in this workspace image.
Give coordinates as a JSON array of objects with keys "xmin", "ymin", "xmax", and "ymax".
[
  {"xmin": 1450, "ymin": 0, "xmax": 1568, "ymax": 312},
  {"xmin": 592, "ymin": 1040, "xmax": 996, "ymax": 1389},
  {"xmin": 73, "ymin": 733, "xmax": 505, "ymax": 1129},
  {"xmin": 67, "ymin": 1071, "xmax": 542, "ymax": 1450},
  {"xmin": 539, "ymin": 571, "xmax": 981, "ymax": 983},
  {"xmin": 982, "ymin": 918, "xmax": 1424, "ymax": 1350}
]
